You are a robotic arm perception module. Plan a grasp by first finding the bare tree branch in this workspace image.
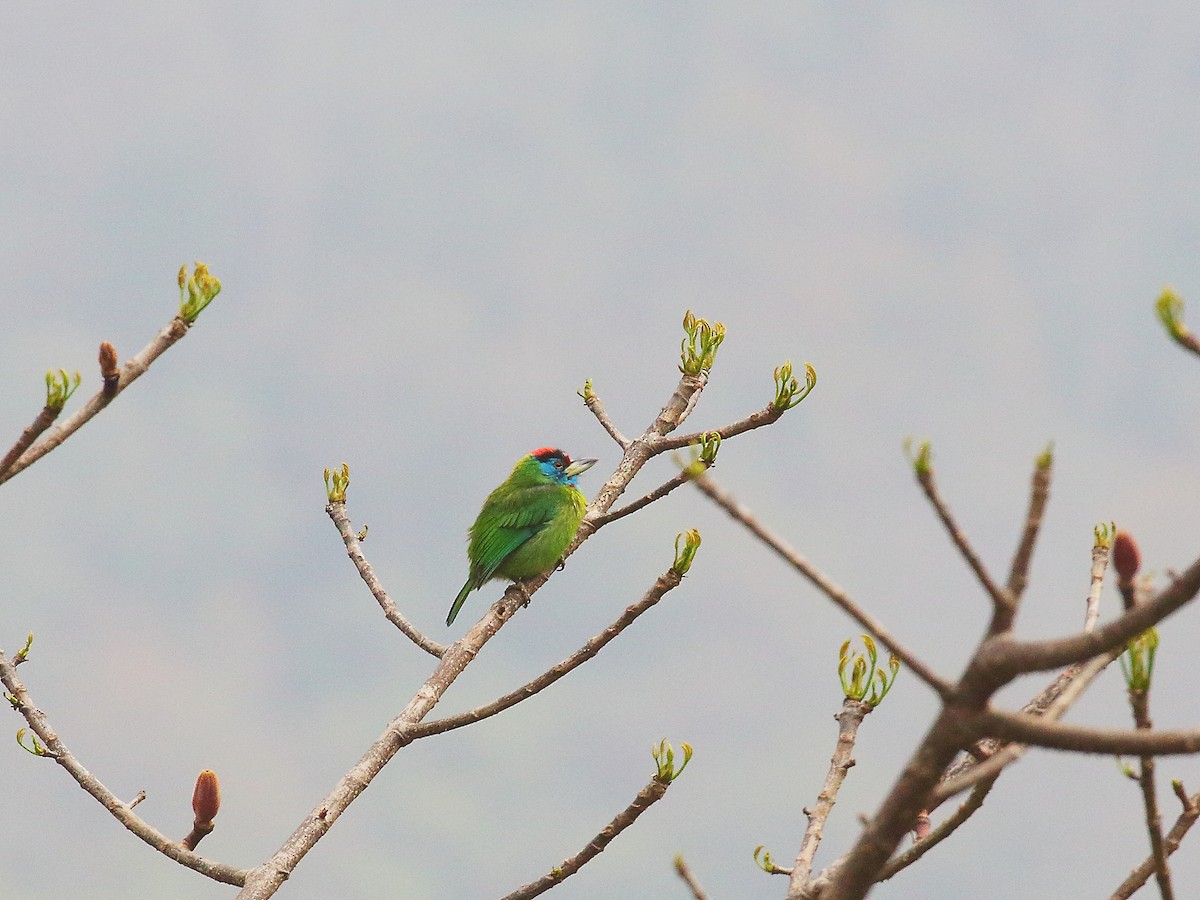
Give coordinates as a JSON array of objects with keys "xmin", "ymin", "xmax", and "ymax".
[
  {"xmin": 0, "ymin": 316, "xmax": 196, "ymax": 485},
  {"xmin": 0, "ymin": 649, "xmax": 248, "ymax": 886},
  {"xmin": 1006, "ymin": 450, "xmax": 1052, "ymax": 602},
  {"xmin": 591, "ymin": 466, "xmax": 706, "ymax": 529},
  {"xmin": 913, "ymin": 461, "xmax": 1013, "ymax": 632},
  {"xmin": 932, "ymin": 648, "xmax": 1123, "ymax": 805},
  {"xmin": 410, "ymin": 567, "xmax": 684, "ymax": 738},
  {"xmin": 876, "ymin": 774, "xmax": 999, "ymax": 882},
  {"xmin": 937, "ymin": 534, "xmax": 1112, "ymax": 794},
  {"xmin": 673, "ymin": 854, "xmax": 710, "ymax": 900},
  {"xmin": 788, "ymin": 698, "xmax": 873, "ymax": 894},
  {"xmin": 500, "ymin": 775, "xmax": 673, "ymax": 900},
  {"xmin": 1129, "ymin": 689, "xmax": 1174, "ymax": 899},
  {"xmin": 1113, "ymin": 787, "xmax": 1200, "ymax": 899},
  {"xmin": 990, "ymin": 554, "xmax": 1200, "ymax": 677},
  {"xmin": 580, "ymin": 384, "xmax": 631, "ymax": 449},
  {"xmin": 820, "ymin": 563, "xmax": 1197, "ymax": 900},
  {"xmin": 0, "ymin": 404, "xmax": 62, "ymax": 481},
  {"xmin": 977, "ymin": 708, "xmax": 1200, "ymax": 756},
  {"xmin": 652, "ymin": 404, "xmax": 785, "ymax": 452},
  {"xmin": 326, "ymin": 499, "xmax": 446, "ymax": 658},
  {"xmin": 1084, "ymin": 530, "xmax": 1112, "ymax": 634},
  {"xmin": 690, "ymin": 472, "xmax": 954, "ymax": 700}
]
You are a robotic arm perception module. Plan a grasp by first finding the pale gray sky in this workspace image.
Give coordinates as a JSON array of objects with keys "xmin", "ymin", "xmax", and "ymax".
[{"xmin": 3, "ymin": 5, "xmax": 1200, "ymax": 899}]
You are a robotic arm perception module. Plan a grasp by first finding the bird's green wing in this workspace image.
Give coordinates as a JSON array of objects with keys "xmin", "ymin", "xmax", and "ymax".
[{"xmin": 468, "ymin": 488, "xmax": 560, "ymax": 584}]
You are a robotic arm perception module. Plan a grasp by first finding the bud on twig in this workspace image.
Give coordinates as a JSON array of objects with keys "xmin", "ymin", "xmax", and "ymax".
[
  {"xmin": 98, "ymin": 342, "xmax": 120, "ymax": 398},
  {"xmin": 1113, "ymin": 531, "xmax": 1141, "ymax": 611},
  {"xmin": 912, "ymin": 809, "xmax": 932, "ymax": 841},
  {"xmin": 181, "ymin": 769, "xmax": 221, "ymax": 851},
  {"xmin": 1113, "ymin": 532, "xmax": 1141, "ymax": 584}
]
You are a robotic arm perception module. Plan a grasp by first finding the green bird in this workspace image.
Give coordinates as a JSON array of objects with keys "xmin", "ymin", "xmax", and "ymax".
[{"xmin": 447, "ymin": 447, "xmax": 598, "ymax": 626}]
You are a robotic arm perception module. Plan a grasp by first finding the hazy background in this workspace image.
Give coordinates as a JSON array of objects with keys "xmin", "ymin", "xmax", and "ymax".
[{"xmin": 3, "ymin": 5, "xmax": 1200, "ymax": 898}]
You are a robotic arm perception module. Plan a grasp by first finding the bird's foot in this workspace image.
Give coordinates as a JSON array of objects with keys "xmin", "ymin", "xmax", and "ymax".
[
  {"xmin": 514, "ymin": 584, "xmax": 533, "ymax": 608},
  {"xmin": 555, "ymin": 558, "xmax": 566, "ymax": 572}
]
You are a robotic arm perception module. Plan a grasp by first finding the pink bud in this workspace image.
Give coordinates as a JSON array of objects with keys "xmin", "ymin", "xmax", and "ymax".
[
  {"xmin": 191, "ymin": 769, "xmax": 221, "ymax": 827},
  {"xmin": 1113, "ymin": 532, "xmax": 1141, "ymax": 584},
  {"xmin": 913, "ymin": 809, "xmax": 932, "ymax": 841}
]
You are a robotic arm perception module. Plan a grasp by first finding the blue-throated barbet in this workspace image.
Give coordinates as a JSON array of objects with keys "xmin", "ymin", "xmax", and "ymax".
[{"xmin": 447, "ymin": 448, "xmax": 597, "ymax": 626}]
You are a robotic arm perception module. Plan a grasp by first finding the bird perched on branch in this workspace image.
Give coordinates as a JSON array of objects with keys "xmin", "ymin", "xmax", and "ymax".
[{"xmin": 447, "ymin": 448, "xmax": 598, "ymax": 626}]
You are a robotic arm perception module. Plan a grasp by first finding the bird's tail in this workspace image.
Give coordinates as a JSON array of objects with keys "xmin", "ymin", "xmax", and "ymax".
[{"xmin": 446, "ymin": 578, "xmax": 475, "ymax": 626}]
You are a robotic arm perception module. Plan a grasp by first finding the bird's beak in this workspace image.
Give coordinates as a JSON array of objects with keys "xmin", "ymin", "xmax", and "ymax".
[{"xmin": 564, "ymin": 457, "xmax": 598, "ymax": 477}]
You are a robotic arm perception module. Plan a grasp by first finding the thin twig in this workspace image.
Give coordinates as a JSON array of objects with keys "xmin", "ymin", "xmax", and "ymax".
[
  {"xmin": 789, "ymin": 698, "xmax": 873, "ymax": 892},
  {"xmin": 1084, "ymin": 537, "xmax": 1112, "ymax": 634},
  {"xmin": 411, "ymin": 568, "xmax": 683, "ymax": 738},
  {"xmin": 0, "ymin": 405, "xmax": 61, "ymax": 480},
  {"xmin": 1006, "ymin": 452, "xmax": 1052, "ymax": 602},
  {"xmin": 326, "ymin": 500, "xmax": 446, "ymax": 658},
  {"xmin": 591, "ymin": 469, "xmax": 697, "ymax": 528},
  {"xmin": 582, "ymin": 391, "xmax": 631, "ymax": 449},
  {"xmin": 651, "ymin": 404, "xmax": 783, "ymax": 452},
  {"xmin": 691, "ymin": 473, "xmax": 954, "ymax": 700},
  {"xmin": 1129, "ymin": 689, "xmax": 1174, "ymax": 900},
  {"xmin": 0, "ymin": 650, "xmax": 248, "ymax": 886},
  {"xmin": 1112, "ymin": 789, "xmax": 1200, "ymax": 899},
  {"xmin": 914, "ymin": 465, "xmax": 1013, "ymax": 631},
  {"xmin": 876, "ymin": 774, "xmax": 999, "ymax": 882},
  {"xmin": 0, "ymin": 316, "xmax": 193, "ymax": 485},
  {"xmin": 673, "ymin": 854, "xmax": 710, "ymax": 900},
  {"xmin": 499, "ymin": 776, "xmax": 672, "ymax": 899}
]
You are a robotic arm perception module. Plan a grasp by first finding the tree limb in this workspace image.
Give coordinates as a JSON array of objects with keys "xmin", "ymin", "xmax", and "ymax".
[
  {"xmin": 673, "ymin": 854, "xmax": 710, "ymax": 900},
  {"xmin": 411, "ymin": 567, "xmax": 683, "ymax": 738},
  {"xmin": 989, "ymin": 554, "xmax": 1200, "ymax": 677},
  {"xmin": 0, "ymin": 649, "xmax": 248, "ymax": 886},
  {"xmin": 0, "ymin": 405, "xmax": 62, "ymax": 481},
  {"xmin": 0, "ymin": 316, "xmax": 194, "ymax": 485},
  {"xmin": 976, "ymin": 708, "xmax": 1200, "ymax": 757},
  {"xmin": 651, "ymin": 404, "xmax": 783, "ymax": 452},
  {"xmin": 788, "ymin": 698, "xmax": 873, "ymax": 894},
  {"xmin": 326, "ymin": 499, "xmax": 446, "ymax": 658},
  {"xmin": 690, "ymin": 473, "xmax": 954, "ymax": 700},
  {"xmin": 876, "ymin": 774, "xmax": 999, "ymax": 882},
  {"xmin": 914, "ymin": 462, "xmax": 1013, "ymax": 632},
  {"xmin": 1006, "ymin": 451, "xmax": 1052, "ymax": 602},
  {"xmin": 580, "ymin": 385, "xmax": 631, "ymax": 449},
  {"xmin": 500, "ymin": 776, "xmax": 672, "ymax": 900},
  {"xmin": 1129, "ymin": 689, "xmax": 1174, "ymax": 899},
  {"xmin": 1113, "ymin": 787, "xmax": 1200, "ymax": 899}
]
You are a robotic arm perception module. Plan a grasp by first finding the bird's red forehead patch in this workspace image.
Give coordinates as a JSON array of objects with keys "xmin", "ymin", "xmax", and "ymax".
[{"xmin": 530, "ymin": 447, "xmax": 566, "ymax": 462}]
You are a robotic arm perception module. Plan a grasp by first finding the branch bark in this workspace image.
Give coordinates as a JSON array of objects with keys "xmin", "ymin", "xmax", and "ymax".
[
  {"xmin": 690, "ymin": 473, "xmax": 954, "ymax": 700},
  {"xmin": 411, "ymin": 568, "xmax": 683, "ymax": 739},
  {"xmin": 0, "ymin": 316, "xmax": 194, "ymax": 485},
  {"xmin": 499, "ymin": 775, "xmax": 672, "ymax": 900},
  {"xmin": 326, "ymin": 499, "xmax": 446, "ymax": 658},
  {"xmin": 1113, "ymin": 788, "xmax": 1200, "ymax": 899},
  {"xmin": 0, "ymin": 649, "xmax": 248, "ymax": 886},
  {"xmin": 1129, "ymin": 689, "xmax": 1174, "ymax": 899},
  {"xmin": 787, "ymin": 698, "xmax": 873, "ymax": 895}
]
